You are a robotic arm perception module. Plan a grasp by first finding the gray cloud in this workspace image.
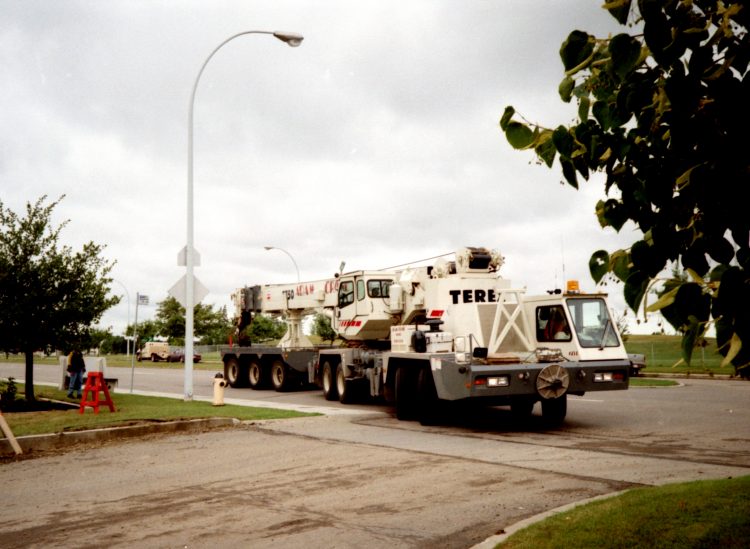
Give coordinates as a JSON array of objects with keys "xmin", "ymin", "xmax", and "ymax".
[{"xmin": 2, "ymin": 0, "xmax": 657, "ymax": 334}]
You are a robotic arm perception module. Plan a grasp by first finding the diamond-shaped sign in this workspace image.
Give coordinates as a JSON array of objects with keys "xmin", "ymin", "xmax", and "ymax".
[
  {"xmin": 168, "ymin": 275, "xmax": 209, "ymax": 308},
  {"xmin": 177, "ymin": 246, "xmax": 201, "ymax": 267}
]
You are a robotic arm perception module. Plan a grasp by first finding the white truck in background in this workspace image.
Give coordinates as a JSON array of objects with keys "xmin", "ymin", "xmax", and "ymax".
[{"xmin": 220, "ymin": 247, "xmax": 630, "ymax": 425}]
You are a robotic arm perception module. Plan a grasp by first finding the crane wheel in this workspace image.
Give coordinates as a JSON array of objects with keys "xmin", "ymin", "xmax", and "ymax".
[
  {"xmin": 248, "ymin": 360, "xmax": 266, "ymax": 389},
  {"xmin": 224, "ymin": 358, "xmax": 243, "ymax": 388},
  {"xmin": 416, "ymin": 367, "xmax": 442, "ymax": 426},
  {"xmin": 271, "ymin": 360, "xmax": 290, "ymax": 392},
  {"xmin": 336, "ymin": 364, "xmax": 355, "ymax": 404},
  {"xmin": 395, "ymin": 366, "xmax": 418, "ymax": 421},
  {"xmin": 322, "ymin": 361, "xmax": 338, "ymax": 401},
  {"xmin": 541, "ymin": 394, "xmax": 567, "ymax": 427}
]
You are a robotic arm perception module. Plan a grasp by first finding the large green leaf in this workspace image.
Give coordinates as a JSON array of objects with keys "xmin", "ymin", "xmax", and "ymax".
[
  {"xmin": 646, "ymin": 285, "xmax": 679, "ymax": 312},
  {"xmin": 560, "ymin": 158, "xmax": 578, "ymax": 189},
  {"xmin": 552, "ymin": 126, "xmax": 574, "ymax": 158},
  {"xmin": 592, "ymin": 101, "xmax": 613, "ymax": 130},
  {"xmin": 631, "ymin": 239, "xmax": 661, "ymax": 277},
  {"xmin": 595, "ymin": 199, "xmax": 627, "ymax": 231},
  {"xmin": 604, "ymin": 0, "xmax": 632, "ymax": 25},
  {"xmin": 535, "ymin": 131, "xmax": 557, "ymax": 168},
  {"xmin": 505, "ymin": 122, "xmax": 535, "ymax": 149},
  {"xmin": 608, "ymin": 33, "xmax": 642, "ymax": 79},
  {"xmin": 665, "ymin": 282, "xmax": 711, "ymax": 327},
  {"xmin": 589, "ymin": 250, "xmax": 610, "ymax": 283},
  {"xmin": 578, "ymin": 96, "xmax": 591, "ymax": 122},
  {"xmin": 641, "ymin": 0, "xmax": 671, "ymax": 63},
  {"xmin": 707, "ymin": 236, "xmax": 735, "ymax": 264},
  {"xmin": 558, "ymin": 76, "xmax": 575, "ymax": 103},
  {"xmin": 720, "ymin": 333, "xmax": 743, "ymax": 368},
  {"xmin": 500, "ymin": 106, "xmax": 515, "ymax": 131},
  {"xmin": 560, "ymin": 30, "xmax": 595, "ymax": 72},
  {"xmin": 611, "ymin": 250, "xmax": 631, "ymax": 282},
  {"xmin": 681, "ymin": 316, "xmax": 702, "ymax": 365},
  {"xmin": 624, "ymin": 271, "xmax": 648, "ymax": 312}
]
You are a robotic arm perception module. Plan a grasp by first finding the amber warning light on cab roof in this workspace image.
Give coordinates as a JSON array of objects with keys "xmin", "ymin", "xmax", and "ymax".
[{"xmin": 566, "ymin": 280, "xmax": 580, "ymax": 294}]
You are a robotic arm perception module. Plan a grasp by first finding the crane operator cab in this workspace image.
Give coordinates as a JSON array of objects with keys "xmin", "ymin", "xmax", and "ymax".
[
  {"xmin": 528, "ymin": 282, "xmax": 626, "ymax": 363},
  {"xmin": 335, "ymin": 271, "xmax": 396, "ymax": 341}
]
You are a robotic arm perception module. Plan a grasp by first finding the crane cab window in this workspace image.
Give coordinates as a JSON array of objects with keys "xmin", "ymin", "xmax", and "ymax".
[
  {"xmin": 357, "ymin": 280, "xmax": 366, "ymax": 301},
  {"xmin": 367, "ymin": 279, "xmax": 391, "ymax": 298},
  {"xmin": 566, "ymin": 298, "xmax": 620, "ymax": 348},
  {"xmin": 338, "ymin": 280, "xmax": 354, "ymax": 307},
  {"xmin": 537, "ymin": 305, "xmax": 572, "ymax": 342}
]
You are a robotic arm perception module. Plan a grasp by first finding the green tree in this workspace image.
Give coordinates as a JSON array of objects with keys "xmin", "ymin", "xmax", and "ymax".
[
  {"xmin": 86, "ymin": 327, "xmax": 112, "ymax": 353},
  {"xmin": 244, "ymin": 314, "xmax": 287, "ymax": 343},
  {"xmin": 99, "ymin": 334, "xmax": 128, "ymax": 355},
  {"xmin": 500, "ymin": 0, "xmax": 749, "ymax": 375},
  {"xmin": 155, "ymin": 296, "xmax": 184, "ymax": 342},
  {"xmin": 153, "ymin": 296, "xmax": 233, "ymax": 345},
  {"xmin": 0, "ymin": 196, "xmax": 119, "ymax": 400},
  {"xmin": 311, "ymin": 313, "xmax": 336, "ymax": 344},
  {"xmin": 197, "ymin": 305, "xmax": 232, "ymax": 345},
  {"xmin": 126, "ymin": 319, "xmax": 159, "ymax": 350}
]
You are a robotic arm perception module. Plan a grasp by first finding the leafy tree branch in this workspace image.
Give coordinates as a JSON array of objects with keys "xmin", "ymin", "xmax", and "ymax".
[{"xmin": 500, "ymin": 0, "xmax": 749, "ymax": 374}]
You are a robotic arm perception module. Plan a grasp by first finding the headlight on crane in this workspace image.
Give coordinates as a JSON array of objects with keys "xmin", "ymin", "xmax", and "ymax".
[
  {"xmin": 474, "ymin": 376, "xmax": 509, "ymax": 387},
  {"xmin": 594, "ymin": 371, "xmax": 625, "ymax": 382},
  {"xmin": 454, "ymin": 336, "xmax": 470, "ymax": 364},
  {"xmin": 487, "ymin": 376, "xmax": 509, "ymax": 387}
]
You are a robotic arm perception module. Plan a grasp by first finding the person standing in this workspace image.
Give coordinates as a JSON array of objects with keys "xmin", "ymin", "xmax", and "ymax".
[{"xmin": 67, "ymin": 349, "xmax": 86, "ymax": 399}]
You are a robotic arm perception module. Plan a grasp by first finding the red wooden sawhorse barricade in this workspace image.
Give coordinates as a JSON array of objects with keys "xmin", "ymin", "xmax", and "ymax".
[{"xmin": 79, "ymin": 372, "xmax": 116, "ymax": 414}]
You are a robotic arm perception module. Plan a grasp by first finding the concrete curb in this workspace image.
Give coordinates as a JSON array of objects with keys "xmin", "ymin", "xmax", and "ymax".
[
  {"xmin": 0, "ymin": 417, "xmax": 239, "ymax": 457},
  {"xmin": 471, "ymin": 489, "xmax": 631, "ymax": 548}
]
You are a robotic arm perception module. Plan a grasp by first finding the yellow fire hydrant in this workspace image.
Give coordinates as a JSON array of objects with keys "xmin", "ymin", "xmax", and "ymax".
[{"xmin": 212, "ymin": 373, "xmax": 227, "ymax": 406}]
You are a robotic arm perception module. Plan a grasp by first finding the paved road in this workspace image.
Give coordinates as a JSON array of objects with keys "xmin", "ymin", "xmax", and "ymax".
[{"xmin": 1, "ymin": 362, "xmax": 749, "ymax": 547}]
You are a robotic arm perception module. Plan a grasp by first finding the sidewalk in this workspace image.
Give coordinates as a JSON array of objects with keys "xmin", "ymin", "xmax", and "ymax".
[
  {"xmin": 0, "ymin": 382, "xmax": 377, "ymax": 457},
  {"xmin": 1, "ymin": 416, "xmax": 240, "ymax": 457}
]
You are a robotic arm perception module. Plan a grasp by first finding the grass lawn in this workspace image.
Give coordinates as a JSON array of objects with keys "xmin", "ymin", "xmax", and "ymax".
[
  {"xmin": 497, "ymin": 475, "xmax": 750, "ymax": 548},
  {"xmin": 1, "ymin": 383, "xmax": 315, "ymax": 437},
  {"xmin": 625, "ymin": 335, "xmax": 737, "ymax": 377},
  {"xmin": 629, "ymin": 378, "xmax": 679, "ymax": 387}
]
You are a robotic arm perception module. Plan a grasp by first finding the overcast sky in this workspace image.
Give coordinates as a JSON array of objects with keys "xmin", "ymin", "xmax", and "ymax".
[{"xmin": 1, "ymin": 1, "xmax": 665, "ymax": 336}]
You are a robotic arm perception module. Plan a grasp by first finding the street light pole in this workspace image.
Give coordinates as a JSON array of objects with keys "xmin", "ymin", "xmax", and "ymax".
[
  {"xmin": 264, "ymin": 246, "xmax": 301, "ymax": 283},
  {"xmin": 185, "ymin": 31, "xmax": 303, "ymax": 401}
]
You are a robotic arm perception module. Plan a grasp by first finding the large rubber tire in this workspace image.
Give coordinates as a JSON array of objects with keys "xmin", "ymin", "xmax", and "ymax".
[
  {"xmin": 322, "ymin": 361, "xmax": 338, "ymax": 401},
  {"xmin": 541, "ymin": 394, "xmax": 567, "ymax": 427},
  {"xmin": 336, "ymin": 364, "xmax": 354, "ymax": 404},
  {"xmin": 395, "ymin": 366, "xmax": 418, "ymax": 421},
  {"xmin": 271, "ymin": 360, "xmax": 291, "ymax": 392},
  {"xmin": 224, "ymin": 358, "xmax": 242, "ymax": 388},
  {"xmin": 151, "ymin": 354, "xmax": 158, "ymax": 362},
  {"xmin": 248, "ymin": 360, "xmax": 265, "ymax": 389},
  {"xmin": 416, "ymin": 367, "xmax": 441, "ymax": 426}
]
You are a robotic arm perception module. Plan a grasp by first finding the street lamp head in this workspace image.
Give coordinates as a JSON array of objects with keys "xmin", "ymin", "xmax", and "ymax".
[
  {"xmin": 264, "ymin": 246, "xmax": 274, "ymax": 251},
  {"xmin": 273, "ymin": 31, "xmax": 304, "ymax": 47}
]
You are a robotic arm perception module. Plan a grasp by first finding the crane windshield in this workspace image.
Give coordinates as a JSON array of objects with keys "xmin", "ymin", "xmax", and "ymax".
[{"xmin": 566, "ymin": 298, "xmax": 620, "ymax": 348}]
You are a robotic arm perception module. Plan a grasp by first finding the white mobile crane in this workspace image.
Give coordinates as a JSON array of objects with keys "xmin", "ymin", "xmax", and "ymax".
[{"xmin": 220, "ymin": 246, "xmax": 630, "ymax": 425}]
